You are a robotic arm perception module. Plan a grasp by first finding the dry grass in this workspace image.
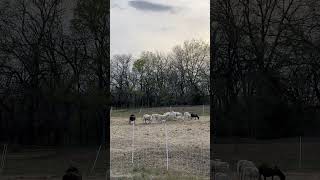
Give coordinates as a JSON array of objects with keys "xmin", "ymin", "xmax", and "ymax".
[
  {"xmin": 212, "ymin": 138, "xmax": 320, "ymax": 179},
  {"xmin": 111, "ymin": 106, "xmax": 210, "ymax": 179}
]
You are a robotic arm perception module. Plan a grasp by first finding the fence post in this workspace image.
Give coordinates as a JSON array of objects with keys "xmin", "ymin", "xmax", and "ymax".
[
  {"xmin": 0, "ymin": 144, "xmax": 8, "ymax": 174},
  {"xmin": 203, "ymin": 104, "xmax": 205, "ymax": 116},
  {"xmin": 299, "ymin": 136, "xmax": 302, "ymax": 169},
  {"xmin": 165, "ymin": 123, "xmax": 169, "ymax": 171},
  {"xmin": 90, "ymin": 144, "xmax": 102, "ymax": 174},
  {"xmin": 132, "ymin": 123, "xmax": 135, "ymax": 166}
]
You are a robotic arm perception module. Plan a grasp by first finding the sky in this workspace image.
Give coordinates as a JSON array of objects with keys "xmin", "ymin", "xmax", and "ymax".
[{"xmin": 110, "ymin": 0, "xmax": 210, "ymax": 58}]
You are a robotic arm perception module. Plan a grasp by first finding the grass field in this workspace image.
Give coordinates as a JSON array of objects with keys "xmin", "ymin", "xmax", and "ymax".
[
  {"xmin": 110, "ymin": 105, "xmax": 210, "ymax": 179},
  {"xmin": 212, "ymin": 137, "xmax": 320, "ymax": 179},
  {"xmin": 111, "ymin": 105, "xmax": 320, "ymax": 180}
]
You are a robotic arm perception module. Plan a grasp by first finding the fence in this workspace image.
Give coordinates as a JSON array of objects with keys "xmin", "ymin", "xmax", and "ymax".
[
  {"xmin": 111, "ymin": 117, "xmax": 210, "ymax": 178},
  {"xmin": 212, "ymin": 136, "xmax": 320, "ymax": 172},
  {"xmin": 110, "ymin": 146, "xmax": 210, "ymax": 177},
  {"xmin": 110, "ymin": 105, "xmax": 210, "ymax": 118},
  {"xmin": 0, "ymin": 144, "xmax": 107, "ymax": 178}
]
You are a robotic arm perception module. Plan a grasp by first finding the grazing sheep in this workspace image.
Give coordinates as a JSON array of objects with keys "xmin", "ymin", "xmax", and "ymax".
[
  {"xmin": 212, "ymin": 160, "xmax": 230, "ymax": 173},
  {"xmin": 167, "ymin": 111, "xmax": 177, "ymax": 120},
  {"xmin": 176, "ymin": 115, "xmax": 183, "ymax": 120},
  {"xmin": 143, "ymin": 114, "xmax": 152, "ymax": 124},
  {"xmin": 258, "ymin": 165, "xmax": 286, "ymax": 180},
  {"xmin": 175, "ymin": 112, "xmax": 182, "ymax": 116},
  {"xmin": 190, "ymin": 113, "xmax": 200, "ymax": 120},
  {"xmin": 129, "ymin": 114, "xmax": 136, "ymax": 124},
  {"xmin": 151, "ymin": 114, "xmax": 161, "ymax": 121},
  {"xmin": 237, "ymin": 160, "xmax": 248, "ymax": 175},
  {"xmin": 183, "ymin": 112, "xmax": 191, "ymax": 120},
  {"xmin": 237, "ymin": 160, "xmax": 257, "ymax": 180},
  {"xmin": 63, "ymin": 166, "xmax": 82, "ymax": 180},
  {"xmin": 242, "ymin": 166, "xmax": 259, "ymax": 180},
  {"xmin": 215, "ymin": 172, "xmax": 230, "ymax": 180},
  {"xmin": 158, "ymin": 114, "xmax": 169, "ymax": 123}
]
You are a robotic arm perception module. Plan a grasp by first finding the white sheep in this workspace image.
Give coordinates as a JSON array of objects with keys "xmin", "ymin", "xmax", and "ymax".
[
  {"xmin": 175, "ymin": 112, "xmax": 182, "ymax": 117},
  {"xmin": 237, "ymin": 160, "xmax": 256, "ymax": 180},
  {"xmin": 242, "ymin": 166, "xmax": 259, "ymax": 180},
  {"xmin": 151, "ymin": 114, "xmax": 161, "ymax": 122},
  {"xmin": 166, "ymin": 111, "xmax": 176, "ymax": 121},
  {"xmin": 215, "ymin": 172, "xmax": 230, "ymax": 180},
  {"xmin": 183, "ymin": 112, "xmax": 191, "ymax": 120},
  {"xmin": 176, "ymin": 115, "xmax": 183, "ymax": 120},
  {"xmin": 212, "ymin": 160, "xmax": 230, "ymax": 174},
  {"xmin": 158, "ymin": 114, "xmax": 169, "ymax": 123},
  {"xmin": 143, "ymin": 114, "xmax": 151, "ymax": 124}
]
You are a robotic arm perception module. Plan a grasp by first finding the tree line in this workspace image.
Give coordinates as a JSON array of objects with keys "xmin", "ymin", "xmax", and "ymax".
[
  {"xmin": 111, "ymin": 39, "xmax": 210, "ymax": 108},
  {"xmin": 211, "ymin": 0, "xmax": 320, "ymax": 139},
  {"xmin": 0, "ymin": 0, "xmax": 109, "ymax": 146}
]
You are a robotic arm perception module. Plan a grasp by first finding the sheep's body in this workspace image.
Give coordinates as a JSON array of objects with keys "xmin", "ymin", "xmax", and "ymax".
[
  {"xmin": 242, "ymin": 166, "xmax": 259, "ymax": 180},
  {"xmin": 158, "ymin": 114, "xmax": 168, "ymax": 123},
  {"xmin": 166, "ymin": 111, "xmax": 176, "ymax": 120},
  {"xmin": 63, "ymin": 166, "xmax": 82, "ymax": 180},
  {"xmin": 258, "ymin": 165, "xmax": 286, "ymax": 180},
  {"xmin": 175, "ymin": 112, "xmax": 182, "ymax": 117},
  {"xmin": 129, "ymin": 114, "xmax": 136, "ymax": 124},
  {"xmin": 190, "ymin": 113, "xmax": 200, "ymax": 120},
  {"xmin": 237, "ymin": 160, "xmax": 257, "ymax": 180},
  {"xmin": 184, "ymin": 112, "xmax": 191, "ymax": 120},
  {"xmin": 151, "ymin": 114, "xmax": 161, "ymax": 122},
  {"xmin": 143, "ymin": 114, "xmax": 152, "ymax": 124},
  {"xmin": 237, "ymin": 160, "xmax": 254, "ymax": 175},
  {"xmin": 215, "ymin": 172, "xmax": 230, "ymax": 180},
  {"xmin": 212, "ymin": 160, "xmax": 230, "ymax": 173}
]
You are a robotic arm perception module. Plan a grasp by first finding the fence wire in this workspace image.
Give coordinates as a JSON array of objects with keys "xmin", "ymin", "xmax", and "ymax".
[{"xmin": 111, "ymin": 145, "xmax": 210, "ymax": 177}]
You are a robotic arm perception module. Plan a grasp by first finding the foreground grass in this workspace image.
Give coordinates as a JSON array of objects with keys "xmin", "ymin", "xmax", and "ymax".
[
  {"xmin": 111, "ymin": 167, "xmax": 209, "ymax": 180},
  {"xmin": 111, "ymin": 105, "xmax": 210, "ymax": 118},
  {"xmin": 1, "ymin": 146, "xmax": 106, "ymax": 177},
  {"xmin": 213, "ymin": 137, "xmax": 320, "ymax": 171}
]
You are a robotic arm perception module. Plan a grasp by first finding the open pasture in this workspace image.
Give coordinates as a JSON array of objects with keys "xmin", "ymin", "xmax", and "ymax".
[
  {"xmin": 212, "ymin": 137, "xmax": 320, "ymax": 179},
  {"xmin": 110, "ymin": 105, "xmax": 211, "ymax": 179}
]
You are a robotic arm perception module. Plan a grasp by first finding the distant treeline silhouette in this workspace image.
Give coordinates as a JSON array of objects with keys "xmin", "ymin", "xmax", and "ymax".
[
  {"xmin": 111, "ymin": 39, "xmax": 210, "ymax": 108},
  {"xmin": 0, "ymin": 0, "xmax": 109, "ymax": 145},
  {"xmin": 211, "ymin": 0, "xmax": 320, "ymax": 139}
]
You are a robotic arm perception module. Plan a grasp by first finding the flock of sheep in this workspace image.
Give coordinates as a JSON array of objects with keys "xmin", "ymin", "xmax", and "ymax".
[
  {"xmin": 142, "ymin": 111, "xmax": 199, "ymax": 124},
  {"xmin": 212, "ymin": 159, "xmax": 286, "ymax": 180}
]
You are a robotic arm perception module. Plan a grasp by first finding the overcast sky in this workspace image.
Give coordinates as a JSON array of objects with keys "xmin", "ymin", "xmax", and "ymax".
[{"xmin": 110, "ymin": 0, "xmax": 209, "ymax": 57}]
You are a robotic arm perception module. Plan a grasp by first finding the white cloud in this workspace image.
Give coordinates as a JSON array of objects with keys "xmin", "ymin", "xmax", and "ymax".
[{"xmin": 111, "ymin": 0, "xmax": 209, "ymax": 57}]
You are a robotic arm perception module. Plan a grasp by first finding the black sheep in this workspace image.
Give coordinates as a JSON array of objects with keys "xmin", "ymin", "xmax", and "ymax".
[
  {"xmin": 190, "ymin": 113, "xmax": 200, "ymax": 120},
  {"xmin": 62, "ymin": 166, "xmax": 82, "ymax": 180},
  {"xmin": 258, "ymin": 164, "xmax": 285, "ymax": 180},
  {"xmin": 129, "ymin": 114, "xmax": 136, "ymax": 124}
]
